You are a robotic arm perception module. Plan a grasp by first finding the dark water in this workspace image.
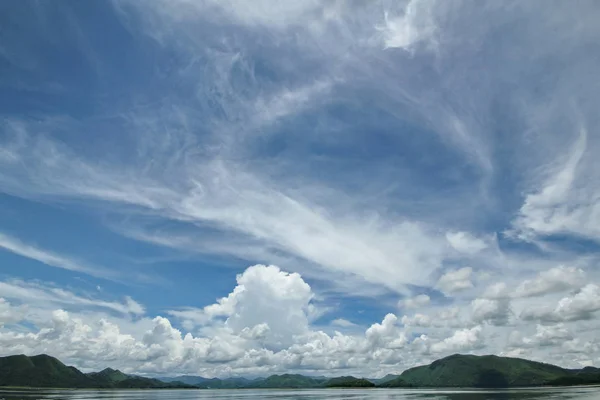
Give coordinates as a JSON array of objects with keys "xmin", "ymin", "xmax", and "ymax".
[{"xmin": 1, "ymin": 387, "xmax": 600, "ymax": 400}]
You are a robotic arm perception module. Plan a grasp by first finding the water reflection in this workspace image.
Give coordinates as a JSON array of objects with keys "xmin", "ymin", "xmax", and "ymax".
[{"xmin": 0, "ymin": 387, "xmax": 599, "ymax": 400}]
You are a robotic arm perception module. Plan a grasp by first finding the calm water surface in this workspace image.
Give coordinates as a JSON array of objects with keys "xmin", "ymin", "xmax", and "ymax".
[{"xmin": 1, "ymin": 387, "xmax": 600, "ymax": 400}]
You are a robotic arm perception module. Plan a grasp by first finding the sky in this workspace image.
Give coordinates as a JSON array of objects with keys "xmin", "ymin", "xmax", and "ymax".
[{"xmin": 1, "ymin": 0, "xmax": 600, "ymax": 378}]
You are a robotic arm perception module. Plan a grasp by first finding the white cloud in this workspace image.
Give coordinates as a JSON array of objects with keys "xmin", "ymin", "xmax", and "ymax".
[
  {"xmin": 514, "ymin": 266, "xmax": 586, "ymax": 298},
  {"xmin": 511, "ymin": 324, "xmax": 573, "ymax": 348},
  {"xmin": 401, "ymin": 306, "xmax": 467, "ymax": 330},
  {"xmin": 562, "ymin": 338, "xmax": 599, "ymax": 355},
  {"xmin": 169, "ymin": 265, "xmax": 313, "ymax": 350},
  {"xmin": 399, "ymin": 294, "xmax": 431, "ymax": 309},
  {"xmin": 436, "ymin": 267, "xmax": 473, "ymax": 295},
  {"xmin": 429, "ymin": 326, "xmax": 484, "ymax": 354},
  {"xmin": 511, "ymin": 128, "xmax": 600, "ymax": 242},
  {"xmin": 481, "ymin": 266, "xmax": 587, "ymax": 302},
  {"xmin": 1, "ymin": 262, "xmax": 600, "ymax": 375},
  {"xmin": 149, "ymin": 0, "xmax": 325, "ymax": 29},
  {"xmin": 446, "ymin": 231, "xmax": 488, "ymax": 254},
  {"xmin": 331, "ymin": 318, "xmax": 356, "ymax": 328},
  {"xmin": 379, "ymin": 0, "xmax": 438, "ymax": 52},
  {"xmin": 0, "ymin": 265, "xmax": 482, "ymax": 376},
  {"xmin": 0, "ymin": 298, "xmax": 27, "ymax": 327},
  {"xmin": 471, "ymin": 298, "xmax": 511, "ymax": 326},
  {"xmin": 0, "ymin": 127, "xmax": 448, "ymax": 294},
  {"xmin": 365, "ymin": 313, "xmax": 407, "ymax": 350},
  {"xmin": 0, "ymin": 280, "xmax": 145, "ymax": 316},
  {"xmin": 520, "ymin": 284, "xmax": 600, "ymax": 322},
  {"xmin": 223, "ymin": 265, "xmax": 313, "ymax": 349},
  {"xmin": 482, "ymin": 282, "xmax": 510, "ymax": 299},
  {"xmin": 401, "ymin": 313, "xmax": 432, "ymax": 328},
  {"xmin": 0, "ymin": 232, "xmax": 113, "ymax": 279}
]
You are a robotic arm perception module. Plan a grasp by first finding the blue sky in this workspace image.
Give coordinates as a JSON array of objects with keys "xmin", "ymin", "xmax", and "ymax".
[{"xmin": 1, "ymin": 0, "xmax": 600, "ymax": 377}]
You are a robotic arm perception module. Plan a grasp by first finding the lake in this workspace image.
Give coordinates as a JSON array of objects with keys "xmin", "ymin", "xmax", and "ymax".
[{"xmin": 1, "ymin": 387, "xmax": 600, "ymax": 400}]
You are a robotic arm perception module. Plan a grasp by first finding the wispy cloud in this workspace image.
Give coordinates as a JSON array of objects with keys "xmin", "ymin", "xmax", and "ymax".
[
  {"xmin": 0, "ymin": 279, "xmax": 144, "ymax": 316},
  {"xmin": 0, "ymin": 130, "xmax": 448, "ymax": 293},
  {"xmin": 0, "ymin": 232, "xmax": 113, "ymax": 279},
  {"xmin": 510, "ymin": 126, "xmax": 600, "ymax": 242}
]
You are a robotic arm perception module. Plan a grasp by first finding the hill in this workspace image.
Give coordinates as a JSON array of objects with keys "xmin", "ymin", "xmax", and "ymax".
[
  {"xmin": 368, "ymin": 373, "xmax": 400, "ymax": 385},
  {"xmin": 3, "ymin": 353, "xmax": 600, "ymax": 389},
  {"xmin": 324, "ymin": 376, "xmax": 375, "ymax": 387},
  {"xmin": 0, "ymin": 354, "xmax": 195, "ymax": 389},
  {"xmin": 160, "ymin": 375, "xmax": 254, "ymax": 388},
  {"xmin": 380, "ymin": 354, "xmax": 599, "ymax": 388},
  {"xmin": 0, "ymin": 354, "xmax": 100, "ymax": 388},
  {"xmin": 87, "ymin": 367, "xmax": 129, "ymax": 384},
  {"xmin": 246, "ymin": 374, "xmax": 326, "ymax": 388}
]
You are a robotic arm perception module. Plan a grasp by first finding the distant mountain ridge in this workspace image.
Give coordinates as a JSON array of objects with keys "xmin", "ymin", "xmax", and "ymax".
[
  {"xmin": 159, "ymin": 375, "xmax": 255, "ymax": 388},
  {"xmin": 1, "ymin": 353, "xmax": 600, "ymax": 389}
]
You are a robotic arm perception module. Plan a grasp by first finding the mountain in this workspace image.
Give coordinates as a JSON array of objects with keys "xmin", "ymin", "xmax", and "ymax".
[
  {"xmin": 87, "ymin": 367, "xmax": 129, "ymax": 383},
  {"xmin": 246, "ymin": 374, "xmax": 326, "ymax": 388},
  {"xmin": 107, "ymin": 376, "xmax": 193, "ymax": 389},
  {"xmin": 368, "ymin": 373, "xmax": 400, "ymax": 385},
  {"xmin": 160, "ymin": 375, "xmax": 254, "ymax": 388},
  {"xmin": 0, "ymin": 354, "xmax": 99, "ymax": 388},
  {"xmin": 380, "ymin": 354, "xmax": 599, "ymax": 388},
  {"xmin": 546, "ymin": 366, "xmax": 600, "ymax": 386},
  {"xmin": 0, "ymin": 354, "xmax": 195, "ymax": 389},
  {"xmin": 324, "ymin": 376, "xmax": 375, "ymax": 388},
  {"xmin": 3, "ymin": 353, "xmax": 600, "ymax": 390}
]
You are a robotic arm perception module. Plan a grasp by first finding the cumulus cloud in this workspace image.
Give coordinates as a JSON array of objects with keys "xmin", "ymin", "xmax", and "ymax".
[
  {"xmin": 401, "ymin": 307, "xmax": 465, "ymax": 329},
  {"xmin": 365, "ymin": 313, "xmax": 407, "ymax": 351},
  {"xmin": 481, "ymin": 266, "xmax": 586, "ymax": 302},
  {"xmin": 0, "ymin": 264, "xmax": 500, "ymax": 376},
  {"xmin": 1, "ymin": 261, "xmax": 600, "ymax": 375},
  {"xmin": 436, "ymin": 267, "xmax": 473, "ymax": 295},
  {"xmin": 482, "ymin": 282, "xmax": 510, "ymax": 299},
  {"xmin": 514, "ymin": 266, "xmax": 586, "ymax": 298},
  {"xmin": 0, "ymin": 298, "xmax": 27, "ymax": 327},
  {"xmin": 471, "ymin": 298, "xmax": 511, "ymax": 326},
  {"xmin": 520, "ymin": 284, "xmax": 600, "ymax": 322},
  {"xmin": 168, "ymin": 265, "xmax": 313, "ymax": 349},
  {"xmin": 510, "ymin": 324, "xmax": 573, "ymax": 348},
  {"xmin": 399, "ymin": 294, "xmax": 431, "ymax": 309},
  {"xmin": 429, "ymin": 326, "xmax": 484, "ymax": 354},
  {"xmin": 401, "ymin": 313, "xmax": 432, "ymax": 328}
]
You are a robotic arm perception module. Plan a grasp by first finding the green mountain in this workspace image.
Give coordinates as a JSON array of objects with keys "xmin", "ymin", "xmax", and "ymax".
[
  {"xmin": 0, "ymin": 354, "xmax": 99, "ymax": 388},
  {"xmin": 3, "ymin": 353, "xmax": 600, "ymax": 390},
  {"xmin": 546, "ymin": 366, "xmax": 600, "ymax": 386},
  {"xmin": 107, "ymin": 375, "xmax": 193, "ymax": 389},
  {"xmin": 160, "ymin": 375, "xmax": 254, "ymax": 388},
  {"xmin": 368, "ymin": 373, "xmax": 400, "ymax": 385},
  {"xmin": 0, "ymin": 354, "xmax": 195, "ymax": 389},
  {"xmin": 247, "ymin": 374, "xmax": 326, "ymax": 388},
  {"xmin": 87, "ymin": 367, "xmax": 129, "ymax": 383},
  {"xmin": 380, "ymin": 354, "xmax": 598, "ymax": 388},
  {"xmin": 324, "ymin": 376, "xmax": 375, "ymax": 388}
]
